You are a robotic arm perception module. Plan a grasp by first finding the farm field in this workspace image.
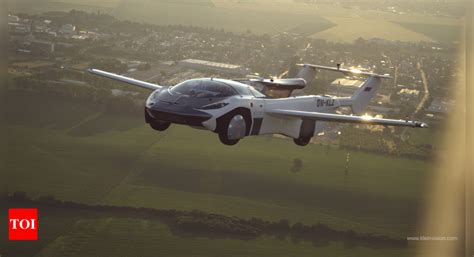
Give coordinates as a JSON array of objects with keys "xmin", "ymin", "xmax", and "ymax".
[
  {"xmin": 7, "ymin": 0, "xmax": 463, "ymax": 43},
  {"xmin": 309, "ymin": 16, "xmax": 434, "ymax": 43},
  {"xmin": 112, "ymin": 0, "xmax": 335, "ymax": 35},
  {"xmin": 3, "ymin": 89, "xmax": 432, "ymax": 242},
  {"xmin": 4, "ymin": 120, "xmax": 428, "ymax": 235},
  {"xmin": 393, "ymin": 22, "xmax": 463, "ymax": 43}
]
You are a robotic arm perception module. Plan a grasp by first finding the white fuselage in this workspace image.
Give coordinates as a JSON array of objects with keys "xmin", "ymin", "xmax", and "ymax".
[{"xmin": 200, "ymin": 94, "xmax": 345, "ymax": 139}]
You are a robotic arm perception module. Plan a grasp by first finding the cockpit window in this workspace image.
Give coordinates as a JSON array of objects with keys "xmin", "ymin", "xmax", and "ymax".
[
  {"xmin": 230, "ymin": 84, "xmax": 251, "ymax": 96},
  {"xmin": 170, "ymin": 79, "xmax": 237, "ymax": 98},
  {"xmin": 224, "ymin": 81, "xmax": 266, "ymax": 98}
]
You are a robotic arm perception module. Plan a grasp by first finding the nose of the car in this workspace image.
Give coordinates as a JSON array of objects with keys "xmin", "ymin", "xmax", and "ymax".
[{"xmin": 146, "ymin": 90, "xmax": 213, "ymax": 126}]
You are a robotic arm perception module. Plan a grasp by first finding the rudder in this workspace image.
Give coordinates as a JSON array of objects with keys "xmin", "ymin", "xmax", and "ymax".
[
  {"xmin": 295, "ymin": 64, "xmax": 316, "ymax": 85},
  {"xmin": 350, "ymin": 76, "xmax": 381, "ymax": 115}
]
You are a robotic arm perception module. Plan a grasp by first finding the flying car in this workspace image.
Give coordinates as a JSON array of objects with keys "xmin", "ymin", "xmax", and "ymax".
[{"xmin": 88, "ymin": 63, "xmax": 428, "ymax": 146}]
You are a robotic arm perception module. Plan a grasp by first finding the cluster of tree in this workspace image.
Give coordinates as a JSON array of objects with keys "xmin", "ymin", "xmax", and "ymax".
[
  {"xmin": 89, "ymin": 59, "xmax": 128, "ymax": 74},
  {"xmin": 339, "ymin": 126, "xmax": 432, "ymax": 160},
  {"xmin": 26, "ymin": 10, "xmax": 257, "ymax": 39},
  {"xmin": 175, "ymin": 213, "xmax": 260, "ymax": 237},
  {"xmin": 339, "ymin": 127, "xmax": 390, "ymax": 153},
  {"xmin": 395, "ymin": 140, "xmax": 432, "ymax": 160},
  {"xmin": 10, "ymin": 75, "xmax": 143, "ymax": 117},
  {"xmin": 7, "ymin": 192, "xmax": 407, "ymax": 249},
  {"xmin": 87, "ymin": 46, "xmax": 132, "ymax": 60},
  {"xmin": 20, "ymin": 10, "xmax": 115, "ymax": 33}
]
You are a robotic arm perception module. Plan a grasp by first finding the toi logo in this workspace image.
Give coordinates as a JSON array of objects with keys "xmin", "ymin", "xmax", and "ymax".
[{"xmin": 8, "ymin": 208, "xmax": 38, "ymax": 240}]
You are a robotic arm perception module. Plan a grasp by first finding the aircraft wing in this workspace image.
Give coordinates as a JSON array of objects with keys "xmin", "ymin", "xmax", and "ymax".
[
  {"xmin": 267, "ymin": 109, "xmax": 428, "ymax": 128},
  {"xmin": 88, "ymin": 68, "xmax": 162, "ymax": 90}
]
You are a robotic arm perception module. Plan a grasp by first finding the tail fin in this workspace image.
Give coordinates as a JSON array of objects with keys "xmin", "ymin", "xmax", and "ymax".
[
  {"xmin": 294, "ymin": 63, "xmax": 390, "ymax": 114},
  {"xmin": 295, "ymin": 64, "xmax": 316, "ymax": 85},
  {"xmin": 349, "ymin": 76, "xmax": 382, "ymax": 115}
]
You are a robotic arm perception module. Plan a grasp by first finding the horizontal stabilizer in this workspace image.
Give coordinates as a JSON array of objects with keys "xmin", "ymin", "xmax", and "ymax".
[{"xmin": 296, "ymin": 64, "xmax": 393, "ymax": 79}]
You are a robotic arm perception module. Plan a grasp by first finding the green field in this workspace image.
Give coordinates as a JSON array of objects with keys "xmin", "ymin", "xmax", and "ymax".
[{"xmin": 2, "ymin": 88, "xmax": 435, "ymax": 256}]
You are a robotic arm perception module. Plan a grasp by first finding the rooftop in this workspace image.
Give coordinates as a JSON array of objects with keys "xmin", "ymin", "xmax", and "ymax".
[{"xmin": 398, "ymin": 88, "xmax": 420, "ymax": 96}]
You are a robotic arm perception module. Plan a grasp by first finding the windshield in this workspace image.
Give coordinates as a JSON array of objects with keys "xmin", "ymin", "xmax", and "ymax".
[{"xmin": 170, "ymin": 79, "xmax": 237, "ymax": 98}]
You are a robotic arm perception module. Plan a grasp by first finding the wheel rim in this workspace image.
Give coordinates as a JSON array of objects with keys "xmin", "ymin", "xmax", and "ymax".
[{"xmin": 227, "ymin": 114, "xmax": 246, "ymax": 140}]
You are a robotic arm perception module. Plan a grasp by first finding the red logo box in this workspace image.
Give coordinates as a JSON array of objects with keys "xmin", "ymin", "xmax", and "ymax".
[{"xmin": 8, "ymin": 208, "xmax": 38, "ymax": 240}]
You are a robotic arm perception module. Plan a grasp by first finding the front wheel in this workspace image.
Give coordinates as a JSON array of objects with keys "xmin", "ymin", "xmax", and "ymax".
[
  {"xmin": 217, "ymin": 113, "xmax": 247, "ymax": 146},
  {"xmin": 149, "ymin": 121, "xmax": 171, "ymax": 131},
  {"xmin": 293, "ymin": 136, "xmax": 311, "ymax": 146}
]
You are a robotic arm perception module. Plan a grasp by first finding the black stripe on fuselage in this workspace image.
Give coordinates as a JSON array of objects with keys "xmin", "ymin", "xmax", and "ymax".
[
  {"xmin": 299, "ymin": 119, "xmax": 316, "ymax": 138},
  {"xmin": 250, "ymin": 118, "xmax": 263, "ymax": 135}
]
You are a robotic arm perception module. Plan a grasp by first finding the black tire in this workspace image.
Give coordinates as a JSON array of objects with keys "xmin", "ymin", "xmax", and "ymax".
[
  {"xmin": 293, "ymin": 136, "xmax": 311, "ymax": 146},
  {"xmin": 149, "ymin": 121, "xmax": 171, "ymax": 131},
  {"xmin": 218, "ymin": 132, "xmax": 240, "ymax": 146},
  {"xmin": 217, "ymin": 109, "xmax": 250, "ymax": 146}
]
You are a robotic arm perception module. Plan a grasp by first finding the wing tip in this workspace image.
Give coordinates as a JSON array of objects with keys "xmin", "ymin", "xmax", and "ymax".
[
  {"xmin": 87, "ymin": 68, "xmax": 100, "ymax": 74},
  {"xmin": 416, "ymin": 122, "xmax": 429, "ymax": 128}
]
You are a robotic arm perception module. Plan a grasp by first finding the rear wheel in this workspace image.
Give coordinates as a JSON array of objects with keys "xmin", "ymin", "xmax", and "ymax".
[
  {"xmin": 293, "ymin": 136, "xmax": 311, "ymax": 146},
  {"xmin": 217, "ymin": 111, "xmax": 248, "ymax": 146},
  {"xmin": 218, "ymin": 132, "xmax": 240, "ymax": 145},
  {"xmin": 149, "ymin": 120, "xmax": 171, "ymax": 131}
]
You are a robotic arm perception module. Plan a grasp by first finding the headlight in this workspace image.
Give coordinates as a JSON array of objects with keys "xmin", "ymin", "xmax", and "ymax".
[
  {"xmin": 151, "ymin": 89, "xmax": 162, "ymax": 99},
  {"xmin": 147, "ymin": 89, "xmax": 162, "ymax": 104},
  {"xmin": 199, "ymin": 102, "xmax": 229, "ymax": 110}
]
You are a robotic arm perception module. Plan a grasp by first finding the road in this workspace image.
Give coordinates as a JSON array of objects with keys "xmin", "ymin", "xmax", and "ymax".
[
  {"xmin": 401, "ymin": 61, "xmax": 430, "ymax": 139},
  {"xmin": 415, "ymin": 61, "xmax": 430, "ymax": 114}
]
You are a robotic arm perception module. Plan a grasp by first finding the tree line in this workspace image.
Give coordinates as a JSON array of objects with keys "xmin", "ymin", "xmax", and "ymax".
[
  {"xmin": 339, "ymin": 126, "xmax": 432, "ymax": 160},
  {"xmin": 10, "ymin": 74, "xmax": 144, "ymax": 117},
  {"xmin": 6, "ymin": 192, "xmax": 407, "ymax": 249}
]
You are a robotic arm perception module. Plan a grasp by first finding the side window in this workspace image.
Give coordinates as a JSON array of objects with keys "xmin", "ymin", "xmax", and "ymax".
[
  {"xmin": 205, "ymin": 83, "xmax": 236, "ymax": 97},
  {"xmin": 232, "ymin": 85, "xmax": 252, "ymax": 96}
]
